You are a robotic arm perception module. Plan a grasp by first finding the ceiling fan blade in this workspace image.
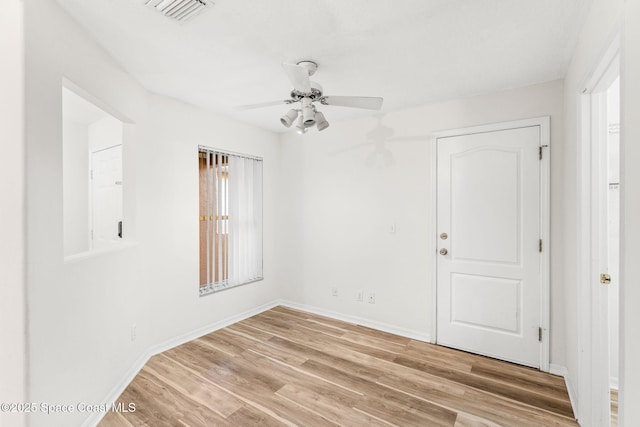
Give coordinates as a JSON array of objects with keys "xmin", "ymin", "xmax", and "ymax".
[
  {"xmin": 235, "ymin": 100, "xmax": 290, "ymax": 110},
  {"xmin": 322, "ymin": 96, "xmax": 383, "ymax": 110},
  {"xmin": 282, "ymin": 63, "xmax": 311, "ymax": 93}
]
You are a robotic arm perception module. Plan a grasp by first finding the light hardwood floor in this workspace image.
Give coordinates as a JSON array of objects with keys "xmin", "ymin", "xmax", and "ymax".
[
  {"xmin": 100, "ymin": 306, "xmax": 578, "ymax": 426},
  {"xmin": 611, "ymin": 389, "xmax": 618, "ymax": 427}
]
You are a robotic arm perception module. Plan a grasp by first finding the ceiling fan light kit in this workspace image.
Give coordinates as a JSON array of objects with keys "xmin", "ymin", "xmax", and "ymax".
[
  {"xmin": 301, "ymin": 98, "xmax": 316, "ymax": 127},
  {"xmin": 315, "ymin": 111, "xmax": 329, "ymax": 131},
  {"xmin": 238, "ymin": 60, "xmax": 383, "ymax": 133},
  {"xmin": 280, "ymin": 108, "xmax": 298, "ymax": 127},
  {"xmin": 295, "ymin": 115, "xmax": 307, "ymax": 134}
]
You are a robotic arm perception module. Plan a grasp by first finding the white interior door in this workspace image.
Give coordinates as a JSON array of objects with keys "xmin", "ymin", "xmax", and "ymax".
[
  {"xmin": 436, "ymin": 123, "xmax": 545, "ymax": 368},
  {"xmin": 91, "ymin": 144, "xmax": 122, "ymax": 249}
]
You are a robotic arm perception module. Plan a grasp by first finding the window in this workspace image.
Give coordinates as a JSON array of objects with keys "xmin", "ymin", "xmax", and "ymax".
[
  {"xmin": 63, "ymin": 86, "xmax": 125, "ymax": 258},
  {"xmin": 199, "ymin": 147, "xmax": 263, "ymax": 295}
]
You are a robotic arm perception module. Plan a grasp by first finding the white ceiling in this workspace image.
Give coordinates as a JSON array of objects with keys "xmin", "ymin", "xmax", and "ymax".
[{"xmin": 56, "ymin": 0, "xmax": 590, "ymax": 132}]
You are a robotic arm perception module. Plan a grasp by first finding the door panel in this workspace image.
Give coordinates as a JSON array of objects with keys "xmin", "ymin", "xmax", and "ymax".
[
  {"xmin": 451, "ymin": 148, "xmax": 521, "ymax": 265},
  {"xmin": 451, "ymin": 274, "xmax": 521, "ymax": 334},
  {"xmin": 91, "ymin": 145, "xmax": 123, "ymax": 249},
  {"xmin": 437, "ymin": 125, "xmax": 541, "ymax": 368}
]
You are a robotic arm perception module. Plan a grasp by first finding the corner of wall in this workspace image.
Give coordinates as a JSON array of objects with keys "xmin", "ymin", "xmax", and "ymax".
[{"xmin": 0, "ymin": 1, "xmax": 27, "ymax": 427}]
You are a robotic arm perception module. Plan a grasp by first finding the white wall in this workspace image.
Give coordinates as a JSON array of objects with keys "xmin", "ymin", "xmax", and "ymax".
[
  {"xmin": 88, "ymin": 115, "xmax": 122, "ymax": 152},
  {"xmin": 561, "ymin": 0, "xmax": 623, "ymax": 421},
  {"xmin": 620, "ymin": 1, "xmax": 640, "ymax": 424},
  {"xmin": 25, "ymin": 1, "xmax": 281, "ymax": 426},
  {"xmin": 279, "ymin": 80, "xmax": 567, "ymax": 364},
  {"xmin": 63, "ymin": 121, "xmax": 90, "ymax": 256},
  {"xmin": 0, "ymin": 1, "xmax": 27, "ymax": 427},
  {"xmin": 20, "ymin": 1, "xmax": 640, "ymax": 427}
]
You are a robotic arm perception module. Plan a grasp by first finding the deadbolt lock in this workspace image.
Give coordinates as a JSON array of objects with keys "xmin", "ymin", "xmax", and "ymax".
[
  {"xmin": 600, "ymin": 273, "xmax": 611, "ymax": 285},
  {"xmin": 440, "ymin": 232, "xmax": 448, "ymax": 240},
  {"xmin": 439, "ymin": 248, "xmax": 448, "ymax": 256}
]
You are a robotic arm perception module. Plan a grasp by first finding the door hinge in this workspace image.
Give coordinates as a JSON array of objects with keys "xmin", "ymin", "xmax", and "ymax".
[
  {"xmin": 539, "ymin": 239, "xmax": 542, "ymax": 252},
  {"xmin": 538, "ymin": 327, "xmax": 542, "ymax": 342},
  {"xmin": 539, "ymin": 145, "xmax": 549, "ymax": 160}
]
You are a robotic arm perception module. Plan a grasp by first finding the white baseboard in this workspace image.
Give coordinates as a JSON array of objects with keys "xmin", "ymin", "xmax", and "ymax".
[
  {"xmin": 81, "ymin": 351, "xmax": 150, "ymax": 427},
  {"xmin": 278, "ymin": 300, "xmax": 432, "ymax": 343},
  {"xmin": 82, "ymin": 300, "xmax": 281, "ymax": 427},
  {"xmin": 549, "ymin": 364, "xmax": 578, "ymax": 421},
  {"xmin": 147, "ymin": 300, "xmax": 281, "ymax": 356},
  {"xmin": 548, "ymin": 363, "xmax": 568, "ymax": 377}
]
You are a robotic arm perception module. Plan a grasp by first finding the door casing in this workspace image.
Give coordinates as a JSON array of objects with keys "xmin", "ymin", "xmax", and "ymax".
[
  {"xmin": 577, "ymin": 35, "xmax": 620, "ymax": 426},
  {"xmin": 429, "ymin": 117, "xmax": 551, "ymax": 372}
]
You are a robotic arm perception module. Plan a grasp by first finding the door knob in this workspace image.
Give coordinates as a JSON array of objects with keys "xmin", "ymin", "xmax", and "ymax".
[
  {"xmin": 440, "ymin": 248, "xmax": 448, "ymax": 256},
  {"xmin": 600, "ymin": 273, "xmax": 611, "ymax": 284}
]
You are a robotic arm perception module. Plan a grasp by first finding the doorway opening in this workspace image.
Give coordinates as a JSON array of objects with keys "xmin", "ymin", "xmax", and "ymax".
[
  {"xmin": 578, "ymin": 39, "xmax": 620, "ymax": 427},
  {"xmin": 62, "ymin": 85, "xmax": 125, "ymax": 258},
  {"xmin": 431, "ymin": 117, "xmax": 551, "ymax": 371},
  {"xmin": 605, "ymin": 76, "xmax": 620, "ymax": 427}
]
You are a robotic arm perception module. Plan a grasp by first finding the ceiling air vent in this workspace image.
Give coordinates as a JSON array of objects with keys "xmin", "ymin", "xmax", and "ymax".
[{"xmin": 145, "ymin": 0, "xmax": 210, "ymax": 22}]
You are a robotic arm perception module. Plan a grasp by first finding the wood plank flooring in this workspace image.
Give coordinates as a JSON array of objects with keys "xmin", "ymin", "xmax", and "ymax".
[
  {"xmin": 99, "ymin": 306, "xmax": 578, "ymax": 426},
  {"xmin": 611, "ymin": 389, "xmax": 618, "ymax": 427}
]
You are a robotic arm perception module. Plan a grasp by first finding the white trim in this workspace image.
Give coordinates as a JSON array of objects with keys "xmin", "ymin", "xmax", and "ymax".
[
  {"xmin": 147, "ymin": 300, "xmax": 280, "ymax": 356},
  {"xmin": 550, "ymin": 364, "xmax": 579, "ymax": 421},
  {"xmin": 581, "ymin": 34, "xmax": 621, "ymax": 95},
  {"xmin": 82, "ymin": 300, "xmax": 280, "ymax": 427},
  {"xmin": 279, "ymin": 300, "xmax": 432, "ymax": 343},
  {"xmin": 430, "ymin": 116, "xmax": 551, "ymax": 372},
  {"xmin": 429, "ymin": 135, "xmax": 438, "ymax": 343},
  {"xmin": 549, "ymin": 363, "xmax": 568, "ymax": 377},
  {"xmin": 539, "ymin": 116, "xmax": 551, "ymax": 373},
  {"xmin": 577, "ymin": 88, "xmax": 592, "ymax": 425},
  {"xmin": 577, "ymin": 35, "xmax": 621, "ymax": 427},
  {"xmin": 610, "ymin": 377, "xmax": 619, "ymax": 391},
  {"xmin": 431, "ymin": 116, "xmax": 551, "ymax": 139}
]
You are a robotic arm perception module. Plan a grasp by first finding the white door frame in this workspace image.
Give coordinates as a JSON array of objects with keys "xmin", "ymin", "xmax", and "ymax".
[
  {"xmin": 577, "ymin": 36, "xmax": 620, "ymax": 427},
  {"xmin": 429, "ymin": 117, "xmax": 551, "ymax": 372}
]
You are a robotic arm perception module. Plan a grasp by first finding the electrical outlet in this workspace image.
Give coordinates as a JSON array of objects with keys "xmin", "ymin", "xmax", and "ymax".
[
  {"xmin": 367, "ymin": 293, "xmax": 376, "ymax": 304},
  {"xmin": 356, "ymin": 290, "xmax": 364, "ymax": 302},
  {"xmin": 131, "ymin": 324, "xmax": 137, "ymax": 342},
  {"xmin": 331, "ymin": 287, "xmax": 338, "ymax": 297}
]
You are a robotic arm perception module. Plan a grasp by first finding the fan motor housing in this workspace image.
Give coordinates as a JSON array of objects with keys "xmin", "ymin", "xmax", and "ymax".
[
  {"xmin": 291, "ymin": 81, "xmax": 323, "ymax": 101},
  {"xmin": 296, "ymin": 60, "xmax": 318, "ymax": 76}
]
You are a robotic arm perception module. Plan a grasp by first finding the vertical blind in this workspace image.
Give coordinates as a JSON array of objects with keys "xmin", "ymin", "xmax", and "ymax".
[{"xmin": 199, "ymin": 148, "xmax": 263, "ymax": 295}]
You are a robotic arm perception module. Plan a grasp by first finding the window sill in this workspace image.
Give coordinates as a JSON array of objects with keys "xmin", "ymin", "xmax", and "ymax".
[
  {"xmin": 64, "ymin": 241, "xmax": 138, "ymax": 264},
  {"xmin": 199, "ymin": 277, "xmax": 264, "ymax": 297}
]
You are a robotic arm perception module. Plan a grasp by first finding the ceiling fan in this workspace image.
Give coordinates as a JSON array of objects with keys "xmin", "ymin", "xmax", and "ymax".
[{"xmin": 237, "ymin": 60, "xmax": 384, "ymax": 133}]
